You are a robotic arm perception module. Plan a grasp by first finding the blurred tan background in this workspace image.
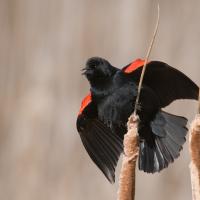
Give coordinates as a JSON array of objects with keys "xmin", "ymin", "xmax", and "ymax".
[{"xmin": 1, "ymin": 0, "xmax": 200, "ymax": 199}]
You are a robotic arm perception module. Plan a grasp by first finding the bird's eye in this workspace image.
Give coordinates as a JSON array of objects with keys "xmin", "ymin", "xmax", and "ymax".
[{"xmin": 90, "ymin": 64, "xmax": 96, "ymax": 69}]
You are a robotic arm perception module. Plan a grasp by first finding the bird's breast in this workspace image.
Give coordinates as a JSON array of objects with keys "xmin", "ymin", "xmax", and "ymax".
[{"xmin": 95, "ymin": 83, "xmax": 137, "ymax": 128}]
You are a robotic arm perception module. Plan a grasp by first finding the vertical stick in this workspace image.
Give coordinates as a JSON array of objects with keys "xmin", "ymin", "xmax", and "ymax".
[
  {"xmin": 117, "ymin": 116, "xmax": 139, "ymax": 200},
  {"xmin": 117, "ymin": 4, "xmax": 160, "ymax": 200},
  {"xmin": 134, "ymin": 4, "xmax": 160, "ymax": 115},
  {"xmin": 198, "ymin": 89, "xmax": 200, "ymax": 114},
  {"xmin": 190, "ymin": 89, "xmax": 200, "ymax": 200}
]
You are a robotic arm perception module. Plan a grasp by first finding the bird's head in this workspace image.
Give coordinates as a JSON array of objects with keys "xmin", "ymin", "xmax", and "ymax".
[{"xmin": 82, "ymin": 57, "xmax": 117, "ymax": 86}]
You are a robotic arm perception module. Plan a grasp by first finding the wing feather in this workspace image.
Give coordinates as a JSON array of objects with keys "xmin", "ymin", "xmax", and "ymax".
[
  {"xmin": 76, "ymin": 101, "xmax": 123, "ymax": 183},
  {"xmin": 123, "ymin": 60, "xmax": 199, "ymax": 107}
]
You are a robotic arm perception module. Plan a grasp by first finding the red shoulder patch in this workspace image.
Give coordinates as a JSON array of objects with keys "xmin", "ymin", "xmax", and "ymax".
[
  {"xmin": 78, "ymin": 93, "xmax": 92, "ymax": 115},
  {"xmin": 123, "ymin": 59, "xmax": 145, "ymax": 73}
]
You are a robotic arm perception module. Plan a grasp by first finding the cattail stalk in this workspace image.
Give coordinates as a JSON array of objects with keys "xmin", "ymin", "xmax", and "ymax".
[
  {"xmin": 117, "ymin": 115, "xmax": 139, "ymax": 200},
  {"xmin": 117, "ymin": 5, "xmax": 160, "ymax": 200},
  {"xmin": 189, "ymin": 89, "xmax": 200, "ymax": 200}
]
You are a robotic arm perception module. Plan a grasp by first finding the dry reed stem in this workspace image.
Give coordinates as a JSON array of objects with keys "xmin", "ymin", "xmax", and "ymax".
[
  {"xmin": 134, "ymin": 4, "xmax": 160, "ymax": 115},
  {"xmin": 189, "ymin": 89, "xmax": 200, "ymax": 200},
  {"xmin": 117, "ymin": 115, "xmax": 139, "ymax": 200},
  {"xmin": 117, "ymin": 4, "xmax": 160, "ymax": 200},
  {"xmin": 198, "ymin": 89, "xmax": 200, "ymax": 114}
]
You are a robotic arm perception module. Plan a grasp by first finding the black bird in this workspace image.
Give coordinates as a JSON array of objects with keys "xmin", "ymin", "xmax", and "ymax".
[{"xmin": 76, "ymin": 57, "xmax": 199, "ymax": 183}]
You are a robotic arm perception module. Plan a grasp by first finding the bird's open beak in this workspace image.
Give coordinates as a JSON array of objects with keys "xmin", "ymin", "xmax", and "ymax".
[
  {"xmin": 81, "ymin": 67, "xmax": 92, "ymax": 76},
  {"xmin": 81, "ymin": 67, "xmax": 87, "ymax": 71},
  {"xmin": 81, "ymin": 67, "xmax": 87, "ymax": 75}
]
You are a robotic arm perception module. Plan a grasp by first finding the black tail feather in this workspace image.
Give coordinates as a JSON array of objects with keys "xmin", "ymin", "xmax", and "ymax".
[{"xmin": 139, "ymin": 111, "xmax": 187, "ymax": 173}]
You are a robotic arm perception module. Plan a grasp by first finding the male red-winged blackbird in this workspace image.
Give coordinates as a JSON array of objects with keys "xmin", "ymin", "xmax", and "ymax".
[{"xmin": 76, "ymin": 57, "xmax": 199, "ymax": 183}]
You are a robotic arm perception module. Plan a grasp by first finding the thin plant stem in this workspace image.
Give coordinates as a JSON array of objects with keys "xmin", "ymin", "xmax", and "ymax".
[
  {"xmin": 117, "ymin": 4, "xmax": 160, "ymax": 200},
  {"xmin": 134, "ymin": 4, "xmax": 160, "ymax": 115}
]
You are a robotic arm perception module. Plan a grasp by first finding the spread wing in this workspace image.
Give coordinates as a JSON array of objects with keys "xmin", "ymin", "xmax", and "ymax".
[
  {"xmin": 122, "ymin": 59, "xmax": 199, "ymax": 107},
  {"xmin": 76, "ymin": 94, "xmax": 123, "ymax": 183}
]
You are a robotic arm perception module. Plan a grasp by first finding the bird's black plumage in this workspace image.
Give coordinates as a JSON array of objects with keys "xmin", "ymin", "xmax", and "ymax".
[{"xmin": 77, "ymin": 57, "xmax": 199, "ymax": 183}]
